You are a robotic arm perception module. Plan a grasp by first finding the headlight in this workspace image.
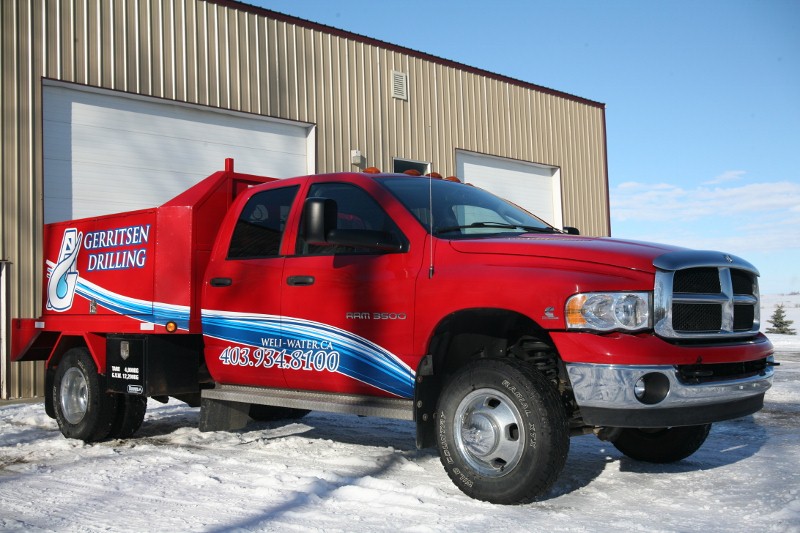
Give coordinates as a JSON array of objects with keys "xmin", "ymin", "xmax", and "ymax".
[{"xmin": 565, "ymin": 292, "xmax": 651, "ymax": 332}]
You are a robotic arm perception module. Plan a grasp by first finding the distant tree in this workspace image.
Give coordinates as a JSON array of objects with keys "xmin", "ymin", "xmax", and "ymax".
[{"xmin": 766, "ymin": 304, "xmax": 796, "ymax": 335}]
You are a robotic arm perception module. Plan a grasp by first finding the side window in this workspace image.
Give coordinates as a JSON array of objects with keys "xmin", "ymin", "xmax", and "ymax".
[
  {"xmin": 228, "ymin": 186, "xmax": 298, "ymax": 259},
  {"xmin": 296, "ymin": 183, "xmax": 406, "ymax": 255}
]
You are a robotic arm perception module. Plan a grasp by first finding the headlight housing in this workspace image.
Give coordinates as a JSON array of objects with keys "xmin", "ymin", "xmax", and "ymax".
[{"xmin": 565, "ymin": 292, "xmax": 651, "ymax": 332}]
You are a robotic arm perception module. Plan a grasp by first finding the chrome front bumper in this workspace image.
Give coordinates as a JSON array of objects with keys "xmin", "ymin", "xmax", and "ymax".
[{"xmin": 566, "ymin": 362, "xmax": 774, "ymax": 428}]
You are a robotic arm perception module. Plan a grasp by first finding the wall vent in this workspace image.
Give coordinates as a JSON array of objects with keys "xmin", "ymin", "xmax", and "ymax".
[{"xmin": 391, "ymin": 71, "xmax": 408, "ymax": 100}]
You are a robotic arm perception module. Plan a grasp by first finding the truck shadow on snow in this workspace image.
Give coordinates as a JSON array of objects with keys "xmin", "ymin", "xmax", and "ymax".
[
  {"xmin": 131, "ymin": 401, "xmax": 770, "ymax": 504},
  {"xmin": 133, "ymin": 406, "xmax": 202, "ymax": 439},
  {"xmin": 130, "ymin": 404, "xmax": 429, "ymax": 456},
  {"xmin": 205, "ymin": 448, "xmax": 413, "ymax": 532}
]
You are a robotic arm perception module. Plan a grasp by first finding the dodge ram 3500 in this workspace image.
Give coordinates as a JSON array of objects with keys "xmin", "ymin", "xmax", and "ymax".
[{"xmin": 12, "ymin": 159, "xmax": 774, "ymax": 504}]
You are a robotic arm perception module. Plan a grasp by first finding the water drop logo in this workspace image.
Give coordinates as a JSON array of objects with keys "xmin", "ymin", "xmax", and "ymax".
[{"xmin": 46, "ymin": 228, "xmax": 83, "ymax": 312}]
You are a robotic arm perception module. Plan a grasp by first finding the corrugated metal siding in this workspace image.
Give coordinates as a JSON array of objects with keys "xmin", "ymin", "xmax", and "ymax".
[
  {"xmin": 2, "ymin": 0, "xmax": 46, "ymax": 399},
  {"xmin": 1, "ymin": 0, "xmax": 608, "ymax": 399}
]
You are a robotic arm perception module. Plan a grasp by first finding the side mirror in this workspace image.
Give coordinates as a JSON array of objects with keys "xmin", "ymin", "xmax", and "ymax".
[
  {"xmin": 303, "ymin": 197, "xmax": 337, "ymax": 245},
  {"xmin": 563, "ymin": 226, "xmax": 580, "ymax": 235}
]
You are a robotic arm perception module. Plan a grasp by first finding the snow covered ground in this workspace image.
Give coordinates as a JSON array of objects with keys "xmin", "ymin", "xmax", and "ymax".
[{"xmin": 2, "ymin": 302, "xmax": 799, "ymax": 532}]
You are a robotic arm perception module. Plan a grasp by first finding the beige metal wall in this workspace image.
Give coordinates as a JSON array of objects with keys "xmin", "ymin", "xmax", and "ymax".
[{"xmin": 1, "ymin": 0, "xmax": 608, "ymax": 399}]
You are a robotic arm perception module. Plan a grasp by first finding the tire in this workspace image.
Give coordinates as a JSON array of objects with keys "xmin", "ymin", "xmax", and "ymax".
[
  {"xmin": 44, "ymin": 368, "xmax": 56, "ymax": 419},
  {"xmin": 436, "ymin": 358, "xmax": 569, "ymax": 504},
  {"xmin": 107, "ymin": 395, "xmax": 148, "ymax": 439},
  {"xmin": 52, "ymin": 347, "xmax": 119, "ymax": 442},
  {"xmin": 611, "ymin": 424, "xmax": 712, "ymax": 463},
  {"xmin": 249, "ymin": 404, "xmax": 310, "ymax": 422}
]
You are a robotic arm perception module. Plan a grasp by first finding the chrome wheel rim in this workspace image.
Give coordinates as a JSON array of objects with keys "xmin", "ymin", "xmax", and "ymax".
[
  {"xmin": 453, "ymin": 388, "xmax": 525, "ymax": 477},
  {"xmin": 60, "ymin": 367, "xmax": 88, "ymax": 425}
]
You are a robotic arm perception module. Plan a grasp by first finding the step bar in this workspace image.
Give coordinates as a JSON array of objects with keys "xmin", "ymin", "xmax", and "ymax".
[{"xmin": 199, "ymin": 384, "xmax": 414, "ymax": 432}]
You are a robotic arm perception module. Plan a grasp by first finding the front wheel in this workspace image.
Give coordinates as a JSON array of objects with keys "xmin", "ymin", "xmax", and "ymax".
[
  {"xmin": 436, "ymin": 358, "xmax": 569, "ymax": 504},
  {"xmin": 611, "ymin": 424, "xmax": 712, "ymax": 463},
  {"xmin": 52, "ymin": 347, "xmax": 118, "ymax": 442}
]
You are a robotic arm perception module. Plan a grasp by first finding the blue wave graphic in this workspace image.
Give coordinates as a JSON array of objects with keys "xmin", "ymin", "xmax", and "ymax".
[
  {"xmin": 75, "ymin": 279, "xmax": 191, "ymax": 329},
  {"xmin": 201, "ymin": 311, "xmax": 283, "ymax": 344},
  {"xmin": 201, "ymin": 310, "xmax": 415, "ymax": 398}
]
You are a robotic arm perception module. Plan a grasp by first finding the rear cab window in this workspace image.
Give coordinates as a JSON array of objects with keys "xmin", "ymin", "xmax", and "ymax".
[{"xmin": 228, "ymin": 186, "xmax": 299, "ymax": 259}]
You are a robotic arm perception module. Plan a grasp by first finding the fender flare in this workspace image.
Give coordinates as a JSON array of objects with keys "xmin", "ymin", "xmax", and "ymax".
[{"xmin": 46, "ymin": 332, "xmax": 107, "ymax": 373}]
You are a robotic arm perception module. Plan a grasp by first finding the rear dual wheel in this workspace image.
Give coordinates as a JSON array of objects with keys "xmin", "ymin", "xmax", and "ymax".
[
  {"xmin": 52, "ymin": 347, "xmax": 146, "ymax": 442},
  {"xmin": 110, "ymin": 395, "xmax": 148, "ymax": 439}
]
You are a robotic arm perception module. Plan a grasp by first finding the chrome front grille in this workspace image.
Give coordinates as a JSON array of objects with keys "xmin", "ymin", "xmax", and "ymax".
[{"xmin": 653, "ymin": 251, "xmax": 761, "ymax": 340}]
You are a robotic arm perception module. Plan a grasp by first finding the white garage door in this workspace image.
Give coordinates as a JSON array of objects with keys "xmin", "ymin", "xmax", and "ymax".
[
  {"xmin": 43, "ymin": 82, "xmax": 314, "ymax": 223},
  {"xmin": 456, "ymin": 151, "xmax": 563, "ymax": 228}
]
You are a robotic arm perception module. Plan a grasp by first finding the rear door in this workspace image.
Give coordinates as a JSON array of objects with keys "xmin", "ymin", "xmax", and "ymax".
[{"xmin": 201, "ymin": 184, "xmax": 300, "ymax": 388}]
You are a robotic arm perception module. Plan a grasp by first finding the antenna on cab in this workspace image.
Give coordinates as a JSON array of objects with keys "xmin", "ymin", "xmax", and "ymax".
[{"xmin": 428, "ymin": 172, "xmax": 435, "ymax": 278}]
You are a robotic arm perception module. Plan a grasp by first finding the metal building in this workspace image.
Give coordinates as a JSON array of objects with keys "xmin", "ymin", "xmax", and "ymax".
[{"xmin": 1, "ymin": 0, "xmax": 609, "ymax": 400}]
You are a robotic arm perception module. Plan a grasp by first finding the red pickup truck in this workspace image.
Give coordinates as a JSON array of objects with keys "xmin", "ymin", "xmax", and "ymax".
[{"xmin": 12, "ymin": 160, "xmax": 774, "ymax": 504}]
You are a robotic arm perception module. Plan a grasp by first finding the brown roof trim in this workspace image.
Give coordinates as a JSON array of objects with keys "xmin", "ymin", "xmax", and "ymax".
[{"xmin": 212, "ymin": 0, "xmax": 605, "ymax": 109}]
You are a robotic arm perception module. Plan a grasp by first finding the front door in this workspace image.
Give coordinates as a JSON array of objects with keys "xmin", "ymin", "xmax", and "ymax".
[{"xmin": 281, "ymin": 180, "xmax": 420, "ymax": 398}]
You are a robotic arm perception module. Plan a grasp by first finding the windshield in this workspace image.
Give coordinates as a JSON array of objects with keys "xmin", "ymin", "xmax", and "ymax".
[{"xmin": 379, "ymin": 177, "xmax": 556, "ymax": 238}]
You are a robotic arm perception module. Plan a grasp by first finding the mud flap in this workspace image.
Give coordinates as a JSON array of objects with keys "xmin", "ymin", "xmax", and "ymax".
[
  {"xmin": 199, "ymin": 397, "xmax": 250, "ymax": 432},
  {"xmin": 414, "ymin": 355, "xmax": 439, "ymax": 449}
]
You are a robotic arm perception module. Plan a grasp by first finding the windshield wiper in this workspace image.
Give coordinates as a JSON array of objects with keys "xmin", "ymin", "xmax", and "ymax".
[{"xmin": 434, "ymin": 221, "xmax": 556, "ymax": 235}]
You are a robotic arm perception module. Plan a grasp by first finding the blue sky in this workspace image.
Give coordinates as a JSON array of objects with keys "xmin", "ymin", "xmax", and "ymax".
[{"xmin": 253, "ymin": 0, "xmax": 800, "ymax": 294}]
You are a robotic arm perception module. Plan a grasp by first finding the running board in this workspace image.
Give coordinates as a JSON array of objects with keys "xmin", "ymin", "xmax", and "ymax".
[{"xmin": 199, "ymin": 384, "xmax": 414, "ymax": 432}]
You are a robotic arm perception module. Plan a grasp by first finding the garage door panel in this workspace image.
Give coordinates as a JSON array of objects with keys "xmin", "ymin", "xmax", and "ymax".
[
  {"xmin": 72, "ymin": 166, "xmax": 201, "ymax": 204},
  {"xmin": 456, "ymin": 151, "xmax": 563, "ymax": 228},
  {"xmin": 65, "ymin": 121, "xmax": 310, "ymax": 172},
  {"xmin": 65, "ymin": 108, "xmax": 309, "ymax": 166},
  {"xmin": 43, "ymin": 83, "xmax": 313, "ymax": 223},
  {"xmin": 63, "ymin": 93, "xmax": 309, "ymax": 153},
  {"xmin": 65, "ymin": 156, "xmax": 306, "ymax": 221},
  {"xmin": 67, "ymin": 128, "xmax": 306, "ymax": 172},
  {"xmin": 71, "ymin": 105, "xmax": 310, "ymax": 153}
]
